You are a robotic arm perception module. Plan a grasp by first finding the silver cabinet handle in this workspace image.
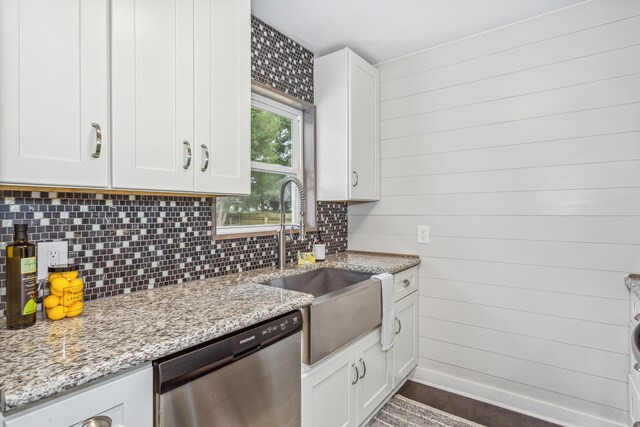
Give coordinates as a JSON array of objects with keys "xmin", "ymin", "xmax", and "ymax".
[
  {"xmin": 403, "ymin": 279, "xmax": 411, "ymax": 287},
  {"xmin": 352, "ymin": 171, "xmax": 359, "ymax": 187},
  {"xmin": 634, "ymin": 362, "xmax": 640, "ymax": 372},
  {"xmin": 358, "ymin": 358, "xmax": 367, "ymax": 379},
  {"xmin": 91, "ymin": 123, "xmax": 102, "ymax": 159},
  {"xmin": 635, "ymin": 313, "xmax": 640, "ymax": 322},
  {"xmin": 80, "ymin": 415, "xmax": 112, "ymax": 427},
  {"xmin": 395, "ymin": 317, "xmax": 402, "ymax": 335},
  {"xmin": 351, "ymin": 363, "xmax": 359, "ymax": 385},
  {"xmin": 183, "ymin": 141, "xmax": 192, "ymax": 169},
  {"xmin": 200, "ymin": 144, "xmax": 210, "ymax": 172}
]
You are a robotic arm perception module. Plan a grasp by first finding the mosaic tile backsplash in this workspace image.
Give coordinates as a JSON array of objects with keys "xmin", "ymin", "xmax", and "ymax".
[
  {"xmin": 251, "ymin": 16, "xmax": 314, "ymax": 103},
  {"xmin": 0, "ymin": 192, "xmax": 347, "ymax": 314}
]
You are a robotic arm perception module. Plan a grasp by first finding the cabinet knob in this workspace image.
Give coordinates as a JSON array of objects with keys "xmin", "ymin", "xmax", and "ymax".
[
  {"xmin": 351, "ymin": 363, "xmax": 359, "ymax": 385},
  {"xmin": 183, "ymin": 140, "xmax": 192, "ymax": 169},
  {"xmin": 352, "ymin": 171, "xmax": 359, "ymax": 187},
  {"xmin": 402, "ymin": 279, "xmax": 411, "ymax": 287},
  {"xmin": 80, "ymin": 415, "xmax": 112, "ymax": 427},
  {"xmin": 634, "ymin": 313, "xmax": 640, "ymax": 322},
  {"xmin": 634, "ymin": 362, "xmax": 640, "ymax": 372},
  {"xmin": 91, "ymin": 123, "xmax": 102, "ymax": 159},
  {"xmin": 200, "ymin": 144, "xmax": 210, "ymax": 172},
  {"xmin": 358, "ymin": 357, "xmax": 367, "ymax": 379},
  {"xmin": 395, "ymin": 317, "xmax": 402, "ymax": 335}
]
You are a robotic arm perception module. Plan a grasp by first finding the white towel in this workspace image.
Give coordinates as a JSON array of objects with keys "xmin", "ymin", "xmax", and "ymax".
[{"xmin": 372, "ymin": 273, "xmax": 395, "ymax": 351}]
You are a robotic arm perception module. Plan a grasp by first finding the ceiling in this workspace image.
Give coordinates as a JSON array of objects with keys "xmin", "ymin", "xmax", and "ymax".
[{"xmin": 251, "ymin": 0, "xmax": 587, "ymax": 64}]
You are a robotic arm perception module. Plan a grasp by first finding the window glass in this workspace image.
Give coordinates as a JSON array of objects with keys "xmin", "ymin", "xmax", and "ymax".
[
  {"xmin": 251, "ymin": 108, "xmax": 292, "ymax": 167},
  {"xmin": 215, "ymin": 94, "xmax": 302, "ymax": 233},
  {"xmin": 216, "ymin": 171, "xmax": 294, "ymax": 226}
]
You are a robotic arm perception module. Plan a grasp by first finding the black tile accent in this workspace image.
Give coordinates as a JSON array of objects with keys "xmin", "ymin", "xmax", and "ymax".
[
  {"xmin": 251, "ymin": 16, "xmax": 314, "ymax": 103},
  {"xmin": 0, "ymin": 193, "xmax": 346, "ymax": 314}
]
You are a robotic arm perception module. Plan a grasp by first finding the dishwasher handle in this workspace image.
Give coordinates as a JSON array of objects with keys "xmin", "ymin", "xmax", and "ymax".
[{"xmin": 233, "ymin": 344, "xmax": 262, "ymax": 361}]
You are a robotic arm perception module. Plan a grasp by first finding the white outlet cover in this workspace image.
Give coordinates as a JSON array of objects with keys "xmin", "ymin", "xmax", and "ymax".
[
  {"xmin": 418, "ymin": 225, "xmax": 430, "ymax": 244},
  {"xmin": 37, "ymin": 241, "xmax": 68, "ymax": 280}
]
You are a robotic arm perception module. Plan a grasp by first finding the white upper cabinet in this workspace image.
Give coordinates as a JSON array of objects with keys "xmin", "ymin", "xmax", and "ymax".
[
  {"xmin": 0, "ymin": 0, "xmax": 109, "ymax": 188},
  {"xmin": 111, "ymin": 0, "xmax": 195, "ymax": 192},
  {"xmin": 315, "ymin": 48, "xmax": 380, "ymax": 201},
  {"xmin": 111, "ymin": 0, "xmax": 250, "ymax": 194},
  {"xmin": 194, "ymin": 0, "xmax": 251, "ymax": 194}
]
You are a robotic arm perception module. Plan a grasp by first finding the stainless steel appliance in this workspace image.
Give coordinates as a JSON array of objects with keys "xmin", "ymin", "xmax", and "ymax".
[
  {"xmin": 153, "ymin": 311, "xmax": 302, "ymax": 427},
  {"xmin": 263, "ymin": 268, "xmax": 381, "ymax": 365}
]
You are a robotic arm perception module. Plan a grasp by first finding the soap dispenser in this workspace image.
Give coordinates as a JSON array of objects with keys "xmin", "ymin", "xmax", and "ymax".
[{"xmin": 314, "ymin": 232, "xmax": 326, "ymax": 262}]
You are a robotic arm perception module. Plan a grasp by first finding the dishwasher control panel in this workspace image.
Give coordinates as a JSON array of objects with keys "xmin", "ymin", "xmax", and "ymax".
[{"xmin": 232, "ymin": 311, "xmax": 302, "ymax": 354}]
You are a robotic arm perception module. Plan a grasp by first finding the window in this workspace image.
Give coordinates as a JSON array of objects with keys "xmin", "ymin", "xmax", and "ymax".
[{"xmin": 215, "ymin": 93, "xmax": 303, "ymax": 234}]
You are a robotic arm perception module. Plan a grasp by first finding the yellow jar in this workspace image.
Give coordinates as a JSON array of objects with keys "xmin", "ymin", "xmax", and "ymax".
[{"xmin": 43, "ymin": 264, "xmax": 84, "ymax": 320}]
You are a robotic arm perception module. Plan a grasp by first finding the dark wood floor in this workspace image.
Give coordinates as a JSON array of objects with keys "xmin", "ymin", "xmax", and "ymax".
[{"xmin": 398, "ymin": 380, "xmax": 562, "ymax": 427}]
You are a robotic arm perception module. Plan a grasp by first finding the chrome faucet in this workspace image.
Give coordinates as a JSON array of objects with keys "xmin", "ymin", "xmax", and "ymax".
[{"xmin": 278, "ymin": 176, "xmax": 306, "ymax": 270}]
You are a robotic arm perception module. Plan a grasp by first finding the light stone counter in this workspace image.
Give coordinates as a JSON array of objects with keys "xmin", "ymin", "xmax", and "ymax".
[{"xmin": 0, "ymin": 251, "xmax": 419, "ymax": 413}]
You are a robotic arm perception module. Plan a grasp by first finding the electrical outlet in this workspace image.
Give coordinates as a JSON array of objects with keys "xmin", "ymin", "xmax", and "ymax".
[
  {"xmin": 417, "ymin": 225, "xmax": 430, "ymax": 244},
  {"xmin": 37, "ymin": 241, "xmax": 68, "ymax": 280}
]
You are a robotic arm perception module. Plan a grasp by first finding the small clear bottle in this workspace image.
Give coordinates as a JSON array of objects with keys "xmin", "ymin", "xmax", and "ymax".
[{"xmin": 314, "ymin": 232, "xmax": 326, "ymax": 262}]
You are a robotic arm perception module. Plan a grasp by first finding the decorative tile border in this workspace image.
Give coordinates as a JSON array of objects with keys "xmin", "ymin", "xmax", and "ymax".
[
  {"xmin": 251, "ymin": 16, "xmax": 314, "ymax": 103},
  {"xmin": 0, "ymin": 192, "xmax": 346, "ymax": 314}
]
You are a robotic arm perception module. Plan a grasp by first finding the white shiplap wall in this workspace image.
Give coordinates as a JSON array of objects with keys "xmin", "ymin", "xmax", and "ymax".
[{"xmin": 348, "ymin": 1, "xmax": 640, "ymax": 426}]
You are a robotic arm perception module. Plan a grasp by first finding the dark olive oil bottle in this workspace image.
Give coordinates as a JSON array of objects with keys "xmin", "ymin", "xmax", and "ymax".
[{"xmin": 5, "ymin": 224, "xmax": 37, "ymax": 329}]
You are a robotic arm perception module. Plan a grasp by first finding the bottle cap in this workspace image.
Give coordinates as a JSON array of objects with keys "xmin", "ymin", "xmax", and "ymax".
[
  {"xmin": 13, "ymin": 224, "xmax": 28, "ymax": 240},
  {"xmin": 48, "ymin": 264, "xmax": 79, "ymax": 273}
]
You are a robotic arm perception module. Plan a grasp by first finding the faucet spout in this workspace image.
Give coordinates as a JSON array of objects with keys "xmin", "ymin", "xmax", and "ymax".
[{"xmin": 278, "ymin": 176, "xmax": 306, "ymax": 269}]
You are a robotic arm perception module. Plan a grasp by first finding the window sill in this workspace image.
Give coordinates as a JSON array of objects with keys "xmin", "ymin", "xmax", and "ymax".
[{"xmin": 212, "ymin": 226, "xmax": 317, "ymax": 241}]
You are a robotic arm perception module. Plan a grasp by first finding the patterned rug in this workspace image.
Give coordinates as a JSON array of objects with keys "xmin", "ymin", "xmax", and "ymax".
[{"xmin": 367, "ymin": 394, "xmax": 485, "ymax": 427}]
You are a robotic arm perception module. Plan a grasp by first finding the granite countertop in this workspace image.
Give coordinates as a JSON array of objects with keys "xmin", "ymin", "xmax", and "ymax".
[{"xmin": 0, "ymin": 251, "xmax": 419, "ymax": 414}]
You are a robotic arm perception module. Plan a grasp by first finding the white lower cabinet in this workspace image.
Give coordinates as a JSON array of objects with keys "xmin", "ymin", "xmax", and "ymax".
[
  {"xmin": 302, "ymin": 328, "xmax": 391, "ymax": 427},
  {"xmin": 355, "ymin": 330, "xmax": 393, "ymax": 425},
  {"xmin": 393, "ymin": 291, "xmax": 418, "ymax": 388},
  {"xmin": 302, "ymin": 343, "xmax": 357, "ymax": 427},
  {"xmin": 0, "ymin": 365, "xmax": 152, "ymax": 427},
  {"xmin": 302, "ymin": 266, "xmax": 419, "ymax": 427}
]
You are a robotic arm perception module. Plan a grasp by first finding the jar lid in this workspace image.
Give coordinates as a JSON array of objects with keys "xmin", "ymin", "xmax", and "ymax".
[{"xmin": 48, "ymin": 264, "xmax": 79, "ymax": 273}]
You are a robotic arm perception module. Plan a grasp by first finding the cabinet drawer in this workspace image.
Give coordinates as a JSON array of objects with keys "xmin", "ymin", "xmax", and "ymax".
[
  {"xmin": 3, "ymin": 364, "xmax": 152, "ymax": 427},
  {"xmin": 394, "ymin": 267, "xmax": 418, "ymax": 302}
]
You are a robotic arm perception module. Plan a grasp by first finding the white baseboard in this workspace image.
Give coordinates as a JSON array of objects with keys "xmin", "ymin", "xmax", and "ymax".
[{"xmin": 410, "ymin": 367, "xmax": 626, "ymax": 427}]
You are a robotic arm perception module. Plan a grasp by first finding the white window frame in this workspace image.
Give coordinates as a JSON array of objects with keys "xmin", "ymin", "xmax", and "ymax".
[{"xmin": 215, "ymin": 93, "xmax": 303, "ymax": 235}]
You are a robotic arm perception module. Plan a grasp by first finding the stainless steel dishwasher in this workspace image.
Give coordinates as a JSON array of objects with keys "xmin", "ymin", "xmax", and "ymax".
[{"xmin": 153, "ymin": 310, "xmax": 302, "ymax": 427}]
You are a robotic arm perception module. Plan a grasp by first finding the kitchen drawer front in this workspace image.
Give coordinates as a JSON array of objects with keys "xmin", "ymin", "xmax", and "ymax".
[
  {"xmin": 3, "ymin": 364, "xmax": 152, "ymax": 427},
  {"xmin": 394, "ymin": 267, "xmax": 418, "ymax": 302}
]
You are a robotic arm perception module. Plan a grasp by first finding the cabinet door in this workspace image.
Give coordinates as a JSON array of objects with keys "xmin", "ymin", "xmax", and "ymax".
[
  {"xmin": 348, "ymin": 51, "xmax": 380, "ymax": 201},
  {"xmin": 356, "ymin": 328, "xmax": 392, "ymax": 425},
  {"xmin": 302, "ymin": 347, "xmax": 357, "ymax": 427},
  {"xmin": 111, "ymin": 0, "xmax": 194, "ymax": 192},
  {"xmin": 0, "ymin": 0, "xmax": 109, "ymax": 188},
  {"xmin": 393, "ymin": 292, "xmax": 418, "ymax": 387},
  {"xmin": 194, "ymin": 0, "xmax": 251, "ymax": 194},
  {"xmin": 4, "ymin": 365, "xmax": 152, "ymax": 427}
]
